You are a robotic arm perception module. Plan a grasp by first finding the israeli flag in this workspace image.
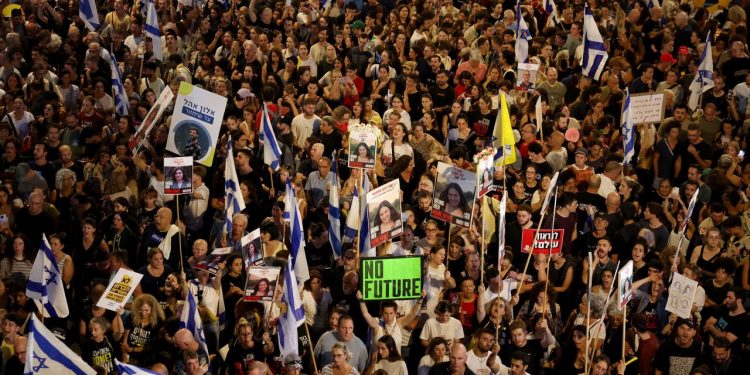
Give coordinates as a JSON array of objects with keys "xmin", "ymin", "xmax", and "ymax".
[
  {"xmin": 358, "ymin": 176, "xmax": 371, "ymax": 256},
  {"xmin": 622, "ymin": 89, "xmax": 636, "ymax": 165},
  {"xmin": 179, "ymin": 286, "xmax": 210, "ymax": 356},
  {"xmin": 581, "ymin": 3, "xmax": 609, "ymax": 81},
  {"xmin": 145, "ymin": 0, "xmax": 163, "ymax": 61},
  {"xmin": 25, "ymin": 314, "xmax": 96, "ymax": 374},
  {"xmin": 110, "ymin": 53, "xmax": 129, "ymax": 116},
  {"xmin": 515, "ymin": 1, "xmax": 532, "ymax": 63},
  {"xmin": 278, "ymin": 255, "xmax": 305, "ymax": 357},
  {"xmin": 260, "ymin": 103, "xmax": 282, "ymax": 171},
  {"xmin": 224, "ymin": 136, "xmax": 246, "ymax": 235},
  {"xmin": 543, "ymin": 0, "xmax": 561, "ymax": 27},
  {"xmin": 79, "ymin": 0, "xmax": 100, "ymax": 31},
  {"xmin": 284, "ymin": 178, "xmax": 310, "ymax": 285},
  {"xmin": 328, "ymin": 152, "xmax": 342, "ymax": 259},
  {"xmin": 343, "ymin": 186, "xmax": 360, "ymax": 241},
  {"xmin": 688, "ymin": 35, "xmax": 714, "ymax": 110},
  {"xmin": 115, "ymin": 360, "xmax": 162, "ymax": 375},
  {"xmin": 26, "ymin": 234, "xmax": 68, "ymax": 318}
]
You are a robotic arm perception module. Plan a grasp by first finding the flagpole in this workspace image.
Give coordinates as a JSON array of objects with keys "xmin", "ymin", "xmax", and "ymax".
[
  {"xmin": 354, "ymin": 168, "xmax": 363, "ymax": 259},
  {"xmin": 621, "ymin": 303, "xmax": 627, "ymax": 364},
  {"xmin": 110, "ymin": 43, "xmax": 118, "ymax": 119},
  {"xmin": 480, "ymin": 197, "xmax": 486, "ymax": 284},
  {"xmin": 176, "ymin": 194, "xmax": 184, "ymax": 273},
  {"xmin": 586, "ymin": 261, "xmax": 621, "ymax": 374},
  {"xmin": 304, "ymin": 322, "xmax": 319, "ymax": 373},
  {"xmin": 585, "ymin": 252, "xmax": 593, "ymax": 375},
  {"xmin": 541, "ymin": 192, "xmax": 558, "ymax": 319}
]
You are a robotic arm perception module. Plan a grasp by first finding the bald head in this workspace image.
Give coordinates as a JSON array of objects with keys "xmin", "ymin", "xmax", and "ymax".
[
  {"xmin": 588, "ymin": 175, "xmax": 602, "ymax": 190},
  {"xmin": 150, "ymin": 363, "xmax": 169, "ymax": 375},
  {"xmin": 14, "ymin": 336, "xmax": 27, "ymax": 363},
  {"xmin": 155, "ymin": 207, "xmax": 173, "ymax": 231},
  {"xmin": 450, "ymin": 343, "xmax": 468, "ymax": 372},
  {"xmin": 174, "ymin": 329, "xmax": 196, "ymax": 350}
]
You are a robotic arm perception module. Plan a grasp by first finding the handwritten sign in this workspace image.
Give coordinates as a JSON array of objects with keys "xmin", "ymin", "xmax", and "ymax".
[
  {"xmin": 520, "ymin": 229, "xmax": 564, "ymax": 254},
  {"xmin": 665, "ymin": 272, "xmax": 699, "ymax": 319},
  {"xmin": 628, "ymin": 93, "xmax": 665, "ymax": 124},
  {"xmin": 97, "ymin": 269, "xmax": 143, "ymax": 311}
]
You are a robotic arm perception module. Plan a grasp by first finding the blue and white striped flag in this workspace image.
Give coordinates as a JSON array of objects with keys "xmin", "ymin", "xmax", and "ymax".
[
  {"xmin": 284, "ymin": 179, "xmax": 310, "ymax": 285},
  {"xmin": 79, "ymin": 0, "xmax": 100, "ymax": 31},
  {"xmin": 179, "ymin": 286, "xmax": 210, "ymax": 356},
  {"xmin": 358, "ymin": 176, "xmax": 371, "ymax": 256},
  {"xmin": 343, "ymin": 186, "xmax": 360, "ymax": 241},
  {"xmin": 543, "ymin": 0, "xmax": 561, "ymax": 28},
  {"xmin": 260, "ymin": 103, "xmax": 282, "ymax": 171},
  {"xmin": 140, "ymin": 0, "xmax": 147, "ymax": 18},
  {"xmin": 25, "ymin": 314, "xmax": 96, "ymax": 374},
  {"xmin": 688, "ymin": 35, "xmax": 714, "ymax": 110},
  {"xmin": 277, "ymin": 255, "xmax": 305, "ymax": 358},
  {"xmin": 622, "ymin": 89, "xmax": 635, "ymax": 165},
  {"xmin": 115, "ymin": 360, "xmax": 162, "ymax": 375},
  {"xmin": 581, "ymin": 3, "xmax": 609, "ymax": 81},
  {"xmin": 145, "ymin": 0, "xmax": 163, "ymax": 61},
  {"xmin": 110, "ymin": 53, "xmax": 129, "ymax": 116},
  {"xmin": 515, "ymin": 1, "xmax": 532, "ymax": 63},
  {"xmin": 328, "ymin": 152, "xmax": 342, "ymax": 259},
  {"xmin": 224, "ymin": 136, "xmax": 246, "ymax": 235},
  {"xmin": 26, "ymin": 234, "xmax": 69, "ymax": 318}
]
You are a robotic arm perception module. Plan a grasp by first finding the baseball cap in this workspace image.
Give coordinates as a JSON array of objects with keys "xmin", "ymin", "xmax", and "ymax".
[
  {"xmin": 678, "ymin": 46, "xmax": 690, "ymax": 56},
  {"xmin": 594, "ymin": 211, "xmax": 608, "ymax": 220},
  {"xmin": 575, "ymin": 147, "xmax": 588, "ymax": 157},
  {"xmin": 659, "ymin": 52, "xmax": 677, "ymax": 64},
  {"xmin": 236, "ymin": 88, "xmax": 252, "ymax": 99},
  {"xmin": 675, "ymin": 317, "xmax": 696, "ymax": 329},
  {"xmin": 284, "ymin": 354, "xmax": 303, "ymax": 369}
]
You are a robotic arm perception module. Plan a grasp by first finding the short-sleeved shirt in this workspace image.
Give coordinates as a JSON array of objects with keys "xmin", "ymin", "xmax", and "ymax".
[
  {"xmin": 653, "ymin": 339, "xmax": 702, "ymax": 375},
  {"xmin": 419, "ymin": 316, "xmax": 465, "ymax": 344}
]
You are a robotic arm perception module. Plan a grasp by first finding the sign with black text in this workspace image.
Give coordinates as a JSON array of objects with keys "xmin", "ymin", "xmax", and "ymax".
[{"xmin": 359, "ymin": 256, "xmax": 423, "ymax": 301}]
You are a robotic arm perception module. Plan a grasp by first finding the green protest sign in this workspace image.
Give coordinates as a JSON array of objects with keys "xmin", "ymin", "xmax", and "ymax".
[{"xmin": 359, "ymin": 256, "xmax": 423, "ymax": 301}]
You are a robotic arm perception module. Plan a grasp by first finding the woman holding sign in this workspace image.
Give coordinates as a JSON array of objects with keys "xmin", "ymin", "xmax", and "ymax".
[{"xmin": 440, "ymin": 183, "xmax": 470, "ymax": 218}]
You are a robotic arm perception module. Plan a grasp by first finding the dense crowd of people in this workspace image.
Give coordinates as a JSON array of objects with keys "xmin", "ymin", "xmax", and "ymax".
[{"xmin": 1, "ymin": 0, "xmax": 750, "ymax": 374}]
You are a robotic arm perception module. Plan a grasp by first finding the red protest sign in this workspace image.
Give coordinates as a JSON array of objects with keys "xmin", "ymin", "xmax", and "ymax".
[{"xmin": 521, "ymin": 229, "xmax": 565, "ymax": 254}]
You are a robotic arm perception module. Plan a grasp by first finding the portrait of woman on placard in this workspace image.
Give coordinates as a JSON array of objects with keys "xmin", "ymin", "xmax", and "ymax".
[
  {"xmin": 352, "ymin": 142, "xmax": 374, "ymax": 163},
  {"xmin": 440, "ymin": 182, "xmax": 469, "ymax": 217},
  {"xmin": 252, "ymin": 278, "xmax": 271, "ymax": 297},
  {"xmin": 373, "ymin": 200, "xmax": 400, "ymax": 236},
  {"xmin": 169, "ymin": 167, "xmax": 190, "ymax": 190}
]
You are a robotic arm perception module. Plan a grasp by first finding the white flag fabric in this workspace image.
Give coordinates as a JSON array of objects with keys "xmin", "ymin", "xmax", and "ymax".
[
  {"xmin": 622, "ymin": 89, "xmax": 635, "ymax": 165},
  {"xmin": 515, "ymin": 1, "xmax": 532, "ymax": 63},
  {"xmin": 179, "ymin": 286, "xmax": 210, "ymax": 356},
  {"xmin": 581, "ymin": 3, "xmax": 609, "ymax": 81},
  {"xmin": 25, "ymin": 314, "xmax": 96, "ymax": 374},
  {"xmin": 688, "ymin": 35, "xmax": 714, "ymax": 110},
  {"xmin": 115, "ymin": 360, "xmax": 162, "ymax": 375},
  {"xmin": 109, "ymin": 53, "xmax": 129, "ymax": 116},
  {"xmin": 543, "ymin": 0, "xmax": 560, "ymax": 28},
  {"xmin": 79, "ymin": 0, "xmax": 100, "ymax": 31},
  {"xmin": 144, "ymin": 0, "xmax": 163, "ymax": 61},
  {"xmin": 26, "ymin": 234, "xmax": 69, "ymax": 318},
  {"xmin": 224, "ymin": 136, "xmax": 246, "ymax": 235},
  {"xmin": 278, "ymin": 256, "xmax": 305, "ymax": 357},
  {"xmin": 343, "ymin": 186, "xmax": 360, "ymax": 241},
  {"xmin": 328, "ymin": 153, "xmax": 342, "ymax": 259},
  {"xmin": 284, "ymin": 179, "xmax": 310, "ymax": 285},
  {"xmin": 260, "ymin": 103, "xmax": 282, "ymax": 170}
]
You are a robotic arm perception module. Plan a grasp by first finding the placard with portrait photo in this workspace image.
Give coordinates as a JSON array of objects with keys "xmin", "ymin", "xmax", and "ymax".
[
  {"xmin": 348, "ymin": 126, "xmax": 378, "ymax": 170},
  {"xmin": 367, "ymin": 179, "xmax": 403, "ymax": 248},
  {"xmin": 515, "ymin": 63, "xmax": 539, "ymax": 92},
  {"xmin": 164, "ymin": 156, "xmax": 193, "ymax": 195},
  {"xmin": 432, "ymin": 162, "xmax": 477, "ymax": 228},
  {"xmin": 475, "ymin": 148, "xmax": 496, "ymax": 197},
  {"xmin": 244, "ymin": 266, "xmax": 281, "ymax": 302}
]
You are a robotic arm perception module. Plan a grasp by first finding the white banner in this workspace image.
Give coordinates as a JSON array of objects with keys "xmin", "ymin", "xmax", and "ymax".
[
  {"xmin": 665, "ymin": 272, "xmax": 699, "ymax": 319},
  {"xmin": 167, "ymin": 82, "xmax": 227, "ymax": 166},
  {"xmin": 97, "ymin": 268, "xmax": 143, "ymax": 311}
]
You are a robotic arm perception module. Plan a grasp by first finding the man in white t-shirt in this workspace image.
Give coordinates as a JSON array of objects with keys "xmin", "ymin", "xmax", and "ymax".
[
  {"xmin": 467, "ymin": 328, "xmax": 507, "ymax": 375},
  {"xmin": 420, "ymin": 300, "xmax": 465, "ymax": 349},
  {"xmin": 291, "ymin": 98, "xmax": 321, "ymax": 148}
]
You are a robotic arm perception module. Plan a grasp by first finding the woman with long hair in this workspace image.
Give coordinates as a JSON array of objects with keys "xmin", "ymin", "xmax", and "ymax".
[
  {"xmin": 302, "ymin": 270, "xmax": 333, "ymax": 342},
  {"xmin": 439, "ymin": 182, "xmax": 469, "ymax": 217},
  {"xmin": 373, "ymin": 200, "xmax": 400, "ymax": 236},
  {"xmin": 365, "ymin": 335, "xmax": 407, "ymax": 375},
  {"xmin": 353, "ymin": 142, "xmax": 373, "ymax": 163},
  {"xmin": 0, "ymin": 234, "xmax": 33, "ymax": 279},
  {"xmin": 417, "ymin": 337, "xmax": 448, "ymax": 375},
  {"xmin": 118, "ymin": 293, "xmax": 164, "ymax": 366}
]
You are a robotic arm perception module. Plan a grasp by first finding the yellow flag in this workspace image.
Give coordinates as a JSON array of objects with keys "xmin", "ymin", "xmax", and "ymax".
[{"xmin": 493, "ymin": 92, "xmax": 516, "ymax": 166}]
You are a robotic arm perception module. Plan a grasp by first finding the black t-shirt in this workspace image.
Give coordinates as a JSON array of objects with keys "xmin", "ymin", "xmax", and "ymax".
[
  {"xmin": 470, "ymin": 110, "xmax": 495, "ymax": 138},
  {"xmin": 502, "ymin": 338, "xmax": 545, "ymax": 375},
  {"xmin": 711, "ymin": 306, "xmax": 750, "ymax": 352},
  {"xmin": 653, "ymin": 338, "xmax": 702, "ymax": 375},
  {"xmin": 674, "ymin": 140, "xmax": 713, "ymax": 182},
  {"xmin": 225, "ymin": 342, "xmax": 269, "ymax": 375},
  {"xmin": 82, "ymin": 335, "xmax": 119, "ymax": 374}
]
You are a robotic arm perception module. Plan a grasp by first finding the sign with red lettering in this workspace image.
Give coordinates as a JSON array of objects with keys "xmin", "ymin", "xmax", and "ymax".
[{"xmin": 520, "ymin": 229, "xmax": 565, "ymax": 254}]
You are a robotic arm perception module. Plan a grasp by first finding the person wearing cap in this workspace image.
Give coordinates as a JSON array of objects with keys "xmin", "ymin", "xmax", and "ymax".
[
  {"xmin": 283, "ymin": 353, "xmax": 303, "ymax": 375},
  {"xmin": 574, "ymin": 210, "xmax": 609, "ymax": 258},
  {"xmin": 654, "ymin": 316, "xmax": 702, "ymax": 375}
]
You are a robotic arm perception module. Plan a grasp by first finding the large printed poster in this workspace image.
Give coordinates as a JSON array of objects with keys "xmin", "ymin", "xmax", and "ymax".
[
  {"xmin": 432, "ymin": 162, "xmax": 476, "ymax": 228},
  {"xmin": 166, "ymin": 82, "xmax": 227, "ymax": 166},
  {"xmin": 129, "ymin": 88, "xmax": 174, "ymax": 152},
  {"xmin": 367, "ymin": 179, "xmax": 403, "ymax": 248}
]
